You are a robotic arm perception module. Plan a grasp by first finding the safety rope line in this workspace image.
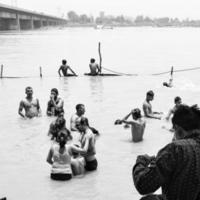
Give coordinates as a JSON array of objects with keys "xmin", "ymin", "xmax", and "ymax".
[
  {"xmin": 152, "ymin": 67, "xmax": 200, "ymax": 76},
  {"xmin": 101, "ymin": 66, "xmax": 138, "ymax": 76},
  {"xmin": 1, "ymin": 66, "xmax": 200, "ymax": 78}
]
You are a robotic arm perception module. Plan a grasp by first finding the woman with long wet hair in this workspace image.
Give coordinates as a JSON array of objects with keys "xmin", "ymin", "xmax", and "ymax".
[{"xmin": 46, "ymin": 130, "xmax": 85, "ymax": 181}]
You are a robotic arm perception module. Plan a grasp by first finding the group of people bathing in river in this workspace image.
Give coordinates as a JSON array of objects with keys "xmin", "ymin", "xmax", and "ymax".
[
  {"xmin": 58, "ymin": 58, "xmax": 101, "ymax": 77},
  {"xmin": 18, "ymin": 86, "xmax": 98, "ymax": 181},
  {"xmin": 17, "ymin": 86, "xmax": 200, "ymax": 200},
  {"xmin": 115, "ymin": 90, "xmax": 182, "ymax": 142},
  {"xmin": 58, "ymin": 58, "xmax": 174, "ymax": 89},
  {"xmin": 115, "ymin": 90, "xmax": 200, "ymax": 200}
]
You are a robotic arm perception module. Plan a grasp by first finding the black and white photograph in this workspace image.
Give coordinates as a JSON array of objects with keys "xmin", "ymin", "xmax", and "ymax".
[{"xmin": 1, "ymin": 0, "xmax": 200, "ymax": 199}]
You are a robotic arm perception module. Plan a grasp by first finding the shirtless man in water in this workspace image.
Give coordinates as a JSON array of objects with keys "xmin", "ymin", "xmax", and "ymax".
[
  {"xmin": 115, "ymin": 108, "xmax": 146, "ymax": 142},
  {"xmin": 143, "ymin": 90, "xmax": 162, "ymax": 120},
  {"xmin": 70, "ymin": 104, "xmax": 99, "ymax": 141},
  {"xmin": 58, "ymin": 59, "xmax": 77, "ymax": 77},
  {"xmin": 18, "ymin": 86, "xmax": 41, "ymax": 118},
  {"xmin": 70, "ymin": 104, "xmax": 86, "ymax": 132},
  {"xmin": 89, "ymin": 58, "xmax": 101, "ymax": 75}
]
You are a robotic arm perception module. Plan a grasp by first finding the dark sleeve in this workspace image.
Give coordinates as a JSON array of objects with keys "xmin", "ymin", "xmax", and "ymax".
[{"xmin": 132, "ymin": 143, "xmax": 178, "ymax": 195}]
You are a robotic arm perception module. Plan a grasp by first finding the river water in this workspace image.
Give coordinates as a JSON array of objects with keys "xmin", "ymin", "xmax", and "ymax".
[{"xmin": 0, "ymin": 27, "xmax": 200, "ymax": 200}]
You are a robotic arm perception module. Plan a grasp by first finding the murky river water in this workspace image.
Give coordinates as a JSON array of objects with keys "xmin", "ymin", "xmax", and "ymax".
[{"xmin": 0, "ymin": 27, "xmax": 200, "ymax": 199}]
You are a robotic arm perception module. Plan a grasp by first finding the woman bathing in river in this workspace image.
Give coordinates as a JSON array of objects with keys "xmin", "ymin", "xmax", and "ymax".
[{"xmin": 46, "ymin": 130, "xmax": 86, "ymax": 181}]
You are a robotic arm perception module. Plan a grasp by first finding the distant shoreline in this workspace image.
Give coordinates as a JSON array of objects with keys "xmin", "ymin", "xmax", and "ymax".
[
  {"xmin": 65, "ymin": 24, "xmax": 200, "ymax": 28},
  {"xmin": 1, "ymin": 24, "xmax": 200, "ymax": 32}
]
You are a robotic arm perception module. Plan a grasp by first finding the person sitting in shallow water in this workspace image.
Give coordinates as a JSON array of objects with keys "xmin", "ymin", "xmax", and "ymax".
[
  {"xmin": 89, "ymin": 58, "xmax": 101, "ymax": 75},
  {"xmin": 115, "ymin": 108, "xmax": 146, "ymax": 142},
  {"xmin": 46, "ymin": 131, "xmax": 86, "ymax": 181},
  {"xmin": 58, "ymin": 59, "xmax": 77, "ymax": 77},
  {"xmin": 18, "ymin": 86, "xmax": 41, "ymax": 118}
]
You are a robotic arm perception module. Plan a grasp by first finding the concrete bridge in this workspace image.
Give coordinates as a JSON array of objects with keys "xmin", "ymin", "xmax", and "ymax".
[{"xmin": 0, "ymin": 3, "xmax": 67, "ymax": 30}]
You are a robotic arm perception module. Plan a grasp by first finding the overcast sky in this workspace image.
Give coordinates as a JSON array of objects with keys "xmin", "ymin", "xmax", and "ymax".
[{"xmin": 1, "ymin": 0, "xmax": 200, "ymax": 19}]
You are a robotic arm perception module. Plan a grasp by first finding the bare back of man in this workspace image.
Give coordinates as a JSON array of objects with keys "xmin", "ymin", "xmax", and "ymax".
[
  {"xmin": 89, "ymin": 63, "xmax": 99, "ymax": 75},
  {"xmin": 59, "ymin": 65, "xmax": 69, "ymax": 76},
  {"xmin": 130, "ymin": 118, "xmax": 146, "ymax": 142},
  {"xmin": 115, "ymin": 109, "xmax": 146, "ymax": 142}
]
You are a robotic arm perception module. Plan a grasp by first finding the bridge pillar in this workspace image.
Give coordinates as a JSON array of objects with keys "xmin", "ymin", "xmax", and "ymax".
[
  {"xmin": 40, "ymin": 19, "xmax": 43, "ymax": 28},
  {"xmin": 16, "ymin": 13, "xmax": 20, "ymax": 30},
  {"xmin": 30, "ymin": 17, "xmax": 34, "ymax": 29}
]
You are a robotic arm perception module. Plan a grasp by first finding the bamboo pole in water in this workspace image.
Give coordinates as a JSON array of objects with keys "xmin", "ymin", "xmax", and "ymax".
[
  {"xmin": 98, "ymin": 42, "xmax": 102, "ymax": 73},
  {"xmin": 0, "ymin": 65, "xmax": 3, "ymax": 78},
  {"xmin": 39, "ymin": 66, "xmax": 42, "ymax": 78}
]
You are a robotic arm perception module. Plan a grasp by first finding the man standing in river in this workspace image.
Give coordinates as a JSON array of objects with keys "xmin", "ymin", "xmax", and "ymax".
[
  {"xmin": 18, "ymin": 86, "xmax": 41, "ymax": 118},
  {"xmin": 142, "ymin": 90, "xmax": 162, "ymax": 120},
  {"xmin": 115, "ymin": 108, "xmax": 146, "ymax": 142}
]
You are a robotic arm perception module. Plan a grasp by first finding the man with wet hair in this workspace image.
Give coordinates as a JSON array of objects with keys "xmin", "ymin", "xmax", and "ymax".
[
  {"xmin": 70, "ymin": 104, "xmax": 99, "ymax": 137},
  {"xmin": 89, "ymin": 58, "xmax": 101, "ymax": 75},
  {"xmin": 18, "ymin": 86, "xmax": 41, "ymax": 118},
  {"xmin": 70, "ymin": 104, "xmax": 85, "ymax": 131},
  {"xmin": 76, "ymin": 117, "xmax": 98, "ymax": 171},
  {"xmin": 46, "ymin": 88, "xmax": 64, "ymax": 116},
  {"xmin": 132, "ymin": 104, "xmax": 200, "ymax": 200},
  {"xmin": 142, "ymin": 90, "xmax": 162, "ymax": 120},
  {"xmin": 58, "ymin": 59, "xmax": 77, "ymax": 77},
  {"xmin": 115, "ymin": 108, "xmax": 146, "ymax": 142},
  {"xmin": 166, "ymin": 96, "xmax": 182, "ymax": 121}
]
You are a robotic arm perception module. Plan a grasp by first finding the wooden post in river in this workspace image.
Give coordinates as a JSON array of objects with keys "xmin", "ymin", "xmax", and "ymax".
[
  {"xmin": 98, "ymin": 42, "xmax": 102, "ymax": 74},
  {"xmin": 39, "ymin": 66, "xmax": 42, "ymax": 78},
  {"xmin": 0, "ymin": 65, "xmax": 3, "ymax": 78}
]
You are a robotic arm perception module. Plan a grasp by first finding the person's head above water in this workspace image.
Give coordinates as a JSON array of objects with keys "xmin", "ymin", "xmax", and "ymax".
[
  {"xmin": 90, "ymin": 58, "xmax": 95, "ymax": 63},
  {"xmin": 174, "ymin": 96, "xmax": 182, "ymax": 105},
  {"xmin": 55, "ymin": 115, "xmax": 66, "ymax": 129},
  {"xmin": 172, "ymin": 104, "xmax": 200, "ymax": 139},
  {"xmin": 76, "ymin": 104, "xmax": 85, "ymax": 116},
  {"xmin": 25, "ymin": 86, "xmax": 33, "ymax": 96},
  {"xmin": 146, "ymin": 90, "xmax": 154, "ymax": 101},
  {"xmin": 76, "ymin": 117, "xmax": 89, "ymax": 132},
  {"xmin": 62, "ymin": 59, "xmax": 67, "ymax": 65},
  {"xmin": 51, "ymin": 88, "xmax": 59, "ymax": 97},
  {"xmin": 131, "ymin": 108, "xmax": 142, "ymax": 120},
  {"xmin": 57, "ymin": 130, "xmax": 68, "ymax": 148}
]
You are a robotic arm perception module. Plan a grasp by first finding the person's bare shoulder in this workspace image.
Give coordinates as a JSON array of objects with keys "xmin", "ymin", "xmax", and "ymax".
[
  {"xmin": 142, "ymin": 101, "xmax": 149, "ymax": 111},
  {"xmin": 19, "ymin": 99, "xmax": 25, "ymax": 106},
  {"xmin": 141, "ymin": 118, "xmax": 146, "ymax": 125}
]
